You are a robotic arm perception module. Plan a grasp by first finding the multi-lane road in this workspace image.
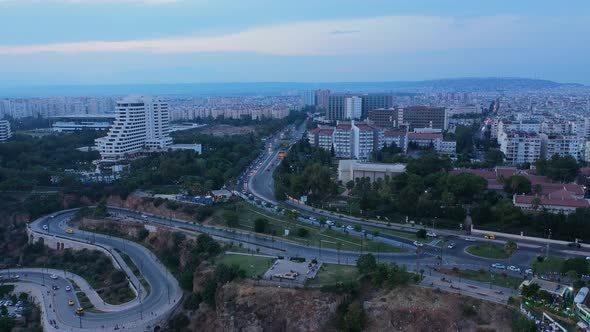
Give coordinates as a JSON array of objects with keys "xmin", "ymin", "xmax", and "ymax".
[{"xmin": 4, "ymin": 120, "xmax": 590, "ymax": 330}]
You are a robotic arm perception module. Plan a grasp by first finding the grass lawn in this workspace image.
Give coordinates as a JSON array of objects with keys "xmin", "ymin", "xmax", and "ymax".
[
  {"xmin": 458, "ymin": 269, "xmax": 524, "ymax": 289},
  {"xmin": 466, "ymin": 243, "xmax": 509, "ymax": 259},
  {"xmin": 218, "ymin": 254, "xmax": 275, "ymax": 278},
  {"xmin": 76, "ymin": 292, "xmax": 93, "ymax": 309},
  {"xmin": 306, "ymin": 263, "xmax": 359, "ymax": 286},
  {"xmin": 216, "ymin": 202, "xmax": 405, "ymax": 253},
  {"xmin": 531, "ymin": 256, "xmax": 565, "ymax": 275}
]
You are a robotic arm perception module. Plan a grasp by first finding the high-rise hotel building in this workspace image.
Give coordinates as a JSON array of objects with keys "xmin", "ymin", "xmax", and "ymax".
[{"xmin": 95, "ymin": 95, "xmax": 172, "ymax": 161}]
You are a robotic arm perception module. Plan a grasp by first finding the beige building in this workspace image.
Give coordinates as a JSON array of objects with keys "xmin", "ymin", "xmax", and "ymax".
[{"xmin": 338, "ymin": 159, "xmax": 406, "ymax": 184}]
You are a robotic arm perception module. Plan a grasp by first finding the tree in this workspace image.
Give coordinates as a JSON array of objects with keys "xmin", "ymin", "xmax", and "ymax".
[
  {"xmin": 484, "ymin": 149, "xmax": 504, "ymax": 166},
  {"xmin": 254, "ymin": 218, "xmax": 268, "ymax": 233},
  {"xmin": 353, "ymin": 225, "xmax": 362, "ymax": 232},
  {"xmin": 356, "ymin": 254, "xmax": 377, "ymax": 274},
  {"xmin": 503, "ymin": 175, "xmax": 532, "ymax": 194},
  {"xmin": 296, "ymin": 227, "xmax": 309, "ymax": 237},
  {"xmin": 521, "ymin": 283, "xmax": 541, "ymax": 298},
  {"xmin": 342, "ymin": 302, "xmax": 366, "ymax": 332},
  {"xmin": 94, "ymin": 197, "xmax": 109, "ymax": 218},
  {"xmin": 223, "ymin": 210, "xmax": 239, "ymax": 228},
  {"xmin": 319, "ymin": 217, "xmax": 326, "ymax": 228},
  {"xmin": 416, "ymin": 229, "xmax": 427, "ymax": 239},
  {"xmin": 504, "ymin": 240, "xmax": 518, "ymax": 265},
  {"xmin": 535, "ymin": 155, "xmax": 580, "ymax": 182},
  {"xmin": 562, "ymin": 257, "xmax": 589, "ymax": 276}
]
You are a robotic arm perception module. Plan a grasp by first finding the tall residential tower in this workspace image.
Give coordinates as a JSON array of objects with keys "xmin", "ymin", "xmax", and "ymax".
[{"xmin": 95, "ymin": 95, "xmax": 172, "ymax": 162}]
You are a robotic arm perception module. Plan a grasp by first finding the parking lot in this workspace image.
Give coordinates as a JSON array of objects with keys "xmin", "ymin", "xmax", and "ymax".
[
  {"xmin": 0, "ymin": 299, "xmax": 29, "ymax": 319},
  {"xmin": 263, "ymin": 259, "xmax": 321, "ymax": 284}
]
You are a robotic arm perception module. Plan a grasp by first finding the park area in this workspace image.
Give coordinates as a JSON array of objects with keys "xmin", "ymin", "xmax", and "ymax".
[
  {"xmin": 217, "ymin": 254, "xmax": 276, "ymax": 278},
  {"xmin": 466, "ymin": 243, "xmax": 510, "ymax": 259},
  {"xmin": 306, "ymin": 263, "xmax": 359, "ymax": 286}
]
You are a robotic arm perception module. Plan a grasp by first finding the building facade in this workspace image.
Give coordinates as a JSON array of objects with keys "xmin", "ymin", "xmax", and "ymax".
[
  {"xmin": 361, "ymin": 94, "xmax": 394, "ymax": 119},
  {"xmin": 0, "ymin": 120, "xmax": 11, "ymax": 142},
  {"xmin": 95, "ymin": 95, "xmax": 172, "ymax": 161},
  {"xmin": 345, "ymin": 96, "xmax": 362, "ymax": 120},
  {"xmin": 499, "ymin": 131, "xmax": 542, "ymax": 165},
  {"xmin": 367, "ymin": 108, "xmax": 398, "ymax": 128},
  {"xmin": 399, "ymin": 106, "xmax": 447, "ymax": 131}
]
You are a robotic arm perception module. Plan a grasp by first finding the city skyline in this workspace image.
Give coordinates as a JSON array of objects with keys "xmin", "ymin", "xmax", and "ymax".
[{"xmin": 0, "ymin": 0, "xmax": 589, "ymax": 86}]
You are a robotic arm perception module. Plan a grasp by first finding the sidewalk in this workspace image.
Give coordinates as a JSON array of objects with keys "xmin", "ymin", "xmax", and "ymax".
[{"xmin": 420, "ymin": 275, "xmax": 513, "ymax": 304}]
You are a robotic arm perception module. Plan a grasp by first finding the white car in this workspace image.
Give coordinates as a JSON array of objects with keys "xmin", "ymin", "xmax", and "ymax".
[
  {"xmin": 447, "ymin": 242, "xmax": 456, "ymax": 249},
  {"xmin": 326, "ymin": 220, "xmax": 335, "ymax": 226},
  {"xmin": 507, "ymin": 266, "xmax": 521, "ymax": 272},
  {"xmin": 491, "ymin": 263, "xmax": 506, "ymax": 269},
  {"xmin": 413, "ymin": 241, "xmax": 424, "ymax": 247},
  {"xmin": 42, "ymin": 225, "xmax": 49, "ymax": 231},
  {"xmin": 65, "ymin": 286, "xmax": 71, "ymax": 291},
  {"xmin": 464, "ymin": 237, "xmax": 477, "ymax": 242},
  {"xmin": 50, "ymin": 274, "xmax": 58, "ymax": 279},
  {"xmin": 525, "ymin": 268, "xmax": 533, "ymax": 274},
  {"xmin": 346, "ymin": 225, "xmax": 355, "ymax": 231},
  {"xmin": 426, "ymin": 232, "xmax": 437, "ymax": 238}
]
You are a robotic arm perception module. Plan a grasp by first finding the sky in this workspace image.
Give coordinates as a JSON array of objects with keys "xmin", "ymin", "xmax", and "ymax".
[{"xmin": 0, "ymin": 0, "xmax": 589, "ymax": 86}]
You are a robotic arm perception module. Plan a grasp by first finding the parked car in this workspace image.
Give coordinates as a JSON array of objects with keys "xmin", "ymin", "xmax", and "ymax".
[
  {"xmin": 326, "ymin": 220, "xmax": 335, "ymax": 226},
  {"xmin": 507, "ymin": 266, "xmax": 521, "ymax": 272},
  {"xmin": 426, "ymin": 232, "xmax": 437, "ymax": 238},
  {"xmin": 568, "ymin": 242, "xmax": 581, "ymax": 248},
  {"xmin": 491, "ymin": 263, "xmax": 506, "ymax": 269},
  {"xmin": 346, "ymin": 225, "xmax": 354, "ymax": 231}
]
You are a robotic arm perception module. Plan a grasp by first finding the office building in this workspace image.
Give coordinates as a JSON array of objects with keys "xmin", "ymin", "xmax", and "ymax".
[
  {"xmin": 361, "ymin": 94, "xmax": 394, "ymax": 119},
  {"xmin": 399, "ymin": 106, "xmax": 447, "ymax": 131},
  {"xmin": 302, "ymin": 90, "xmax": 316, "ymax": 106},
  {"xmin": 345, "ymin": 96, "xmax": 363, "ymax": 120},
  {"xmin": 0, "ymin": 120, "xmax": 11, "ymax": 142},
  {"xmin": 328, "ymin": 95, "xmax": 348, "ymax": 121},
  {"xmin": 50, "ymin": 114, "xmax": 116, "ymax": 132},
  {"xmin": 314, "ymin": 89, "xmax": 331, "ymax": 110},
  {"xmin": 367, "ymin": 108, "xmax": 398, "ymax": 128},
  {"xmin": 95, "ymin": 95, "xmax": 172, "ymax": 162}
]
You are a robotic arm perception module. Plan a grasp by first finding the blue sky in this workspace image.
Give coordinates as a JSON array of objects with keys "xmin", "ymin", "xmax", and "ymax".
[{"xmin": 0, "ymin": 0, "xmax": 589, "ymax": 85}]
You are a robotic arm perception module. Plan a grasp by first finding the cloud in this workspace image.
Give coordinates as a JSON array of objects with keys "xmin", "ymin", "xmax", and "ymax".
[{"xmin": 0, "ymin": 15, "xmax": 576, "ymax": 56}]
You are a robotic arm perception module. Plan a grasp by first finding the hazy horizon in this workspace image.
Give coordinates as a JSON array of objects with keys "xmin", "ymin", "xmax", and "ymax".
[{"xmin": 0, "ymin": 0, "xmax": 589, "ymax": 86}]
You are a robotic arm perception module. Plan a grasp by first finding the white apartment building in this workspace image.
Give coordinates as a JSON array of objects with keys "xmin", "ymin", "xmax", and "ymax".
[
  {"xmin": 334, "ymin": 123, "xmax": 353, "ymax": 158},
  {"xmin": 436, "ymin": 140, "xmax": 457, "ymax": 155},
  {"xmin": 95, "ymin": 95, "xmax": 172, "ymax": 161},
  {"xmin": 308, "ymin": 127, "xmax": 334, "ymax": 151},
  {"xmin": 352, "ymin": 123, "xmax": 377, "ymax": 159},
  {"xmin": 541, "ymin": 134, "xmax": 584, "ymax": 161},
  {"xmin": 344, "ymin": 96, "xmax": 362, "ymax": 120},
  {"xmin": 499, "ymin": 131, "xmax": 542, "ymax": 165},
  {"xmin": 0, "ymin": 120, "xmax": 12, "ymax": 142},
  {"xmin": 383, "ymin": 130, "xmax": 408, "ymax": 153}
]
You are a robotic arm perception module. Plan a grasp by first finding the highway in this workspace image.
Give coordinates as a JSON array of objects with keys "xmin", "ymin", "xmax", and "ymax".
[
  {"xmin": 3, "ymin": 210, "xmax": 183, "ymax": 332},
  {"xmin": 245, "ymin": 120, "xmax": 590, "ymax": 273}
]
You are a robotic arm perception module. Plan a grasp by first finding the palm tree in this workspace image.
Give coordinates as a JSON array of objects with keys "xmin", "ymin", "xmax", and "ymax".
[{"xmin": 505, "ymin": 240, "xmax": 518, "ymax": 266}]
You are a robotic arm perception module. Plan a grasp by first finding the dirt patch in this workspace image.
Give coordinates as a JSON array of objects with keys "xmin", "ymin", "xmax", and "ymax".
[
  {"xmin": 190, "ymin": 281, "xmax": 345, "ymax": 332},
  {"xmin": 198, "ymin": 125, "xmax": 257, "ymax": 137},
  {"xmin": 364, "ymin": 285, "xmax": 515, "ymax": 331}
]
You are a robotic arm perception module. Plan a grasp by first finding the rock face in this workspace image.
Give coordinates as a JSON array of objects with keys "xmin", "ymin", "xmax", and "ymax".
[
  {"xmin": 192, "ymin": 282, "xmax": 345, "ymax": 332},
  {"xmin": 364, "ymin": 286, "xmax": 515, "ymax": 332}
]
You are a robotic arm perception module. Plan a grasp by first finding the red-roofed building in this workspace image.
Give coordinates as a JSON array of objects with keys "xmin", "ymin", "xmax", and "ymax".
[
  {"xmin": 383, "ymin": 130, "xmax": 408, "ymax": 153},
  {"xmin": 407, "ymin": 132, "xmax": 443, "ymax": 148},
  {"xmin": 513, "ymin": 192, "xmax": 590, "ymax": 214},
  {"xmin": 307, "ymin": 127, "xmax": 334, "ymax": 151}
]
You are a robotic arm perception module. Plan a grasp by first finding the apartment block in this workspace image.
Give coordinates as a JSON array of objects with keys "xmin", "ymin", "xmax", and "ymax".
[
  {"xmin": 399, "ymin": 106, "xmax": 447, "ymax": 131},
  {"xmin": 499, "ymin": 131, "xmax": 542, "ymax": 165},
  {"xmin": 95, "ymin": 95, "xmax": 172, "ymax": 162},
  {"xmin": 0, "ymin": 120, "xmax": 11, "ymax": 142},
  {"xmin": 541, "ymin": 134, "xmax": 584, "ymax": 161}
]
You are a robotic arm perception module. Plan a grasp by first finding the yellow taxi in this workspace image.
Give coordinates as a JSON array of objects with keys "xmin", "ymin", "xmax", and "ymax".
[
  {"xmin": 68, "ymin": 300, "xmax": 75, "ymax": 306},
  {"xmin": 65, "ymin": 229, "xmax": 74, "ymax": 234}
]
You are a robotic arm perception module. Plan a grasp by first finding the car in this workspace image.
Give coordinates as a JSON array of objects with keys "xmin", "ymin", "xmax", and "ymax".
[
  {"xmin": 586, "ymin": 257, "xmax": 590, "ymax": 261},
  {"xmin": 484, "ymin": 234, "xmax": 496, "ymax": 240},
  {"xmin": 426, "ymin": 232, "xmax": 437, "ymax": 238},
  {"xmin": 346, "ymin": 225, "xmax": 354, "ymax": 231},
  {"xmin": 491, "ymin": 263, "xmax": 506, "ymax": 269},
  {"xmin": 42, "ymin": 225, "xmax": 49, "ymax": 231},
  {"xmin": 326, "ymin": 220, "xmax": 335, "ymax": 226},
  {"xmin": 464, "ymin": 237, "xmax": 477, "ymax": 242},
  {"xmin": 447, "ymin": 242, "xmax": 456, "ymax": 249},
  {"xmin": 65, "ymin": 286, "xmax": 71, "ymax": 291},
  {"xmin": 141, "ymin": 214, "xmax": 148, "ymax": 219},
  {"xmin": 525, "ymin": 268, "xmax": 533, "ymax": 274},
  {"xmin": 50, "ymin": 274, "xmax": 58, "ymax": 279},
  {"xmin": 568, "ymin": 242, "xmax": 581, "ymax": 248},
  {"xmin": 507, "ymin": 266, "xmax": 521, "ymax": 272},
  {"xmin": 413, "ymin": 241, "xmax": 424, "ymax": 247},
  {"xmin": 4, "ymin": 301, "xmax": 13, "ymax": 306},
  {"xmin": 68, "ymin": 300, "xmax": 75, "ymax": 306},
  {"xmin": 65, "ymin": 229, "xmax": 74, "ymax": 234},
  {"xmin": 75, "ymin": 307, "xmax": 85, "ymax": 316},
  {"xmin": 52, "ymin": 285, "xmax": 60, "ymax": 290}
]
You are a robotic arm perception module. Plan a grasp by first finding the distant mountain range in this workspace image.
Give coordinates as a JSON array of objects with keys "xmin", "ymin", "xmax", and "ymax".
[{"xmin": 0, "ymin": 77, "xmax": 585, "ymax": 97}]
